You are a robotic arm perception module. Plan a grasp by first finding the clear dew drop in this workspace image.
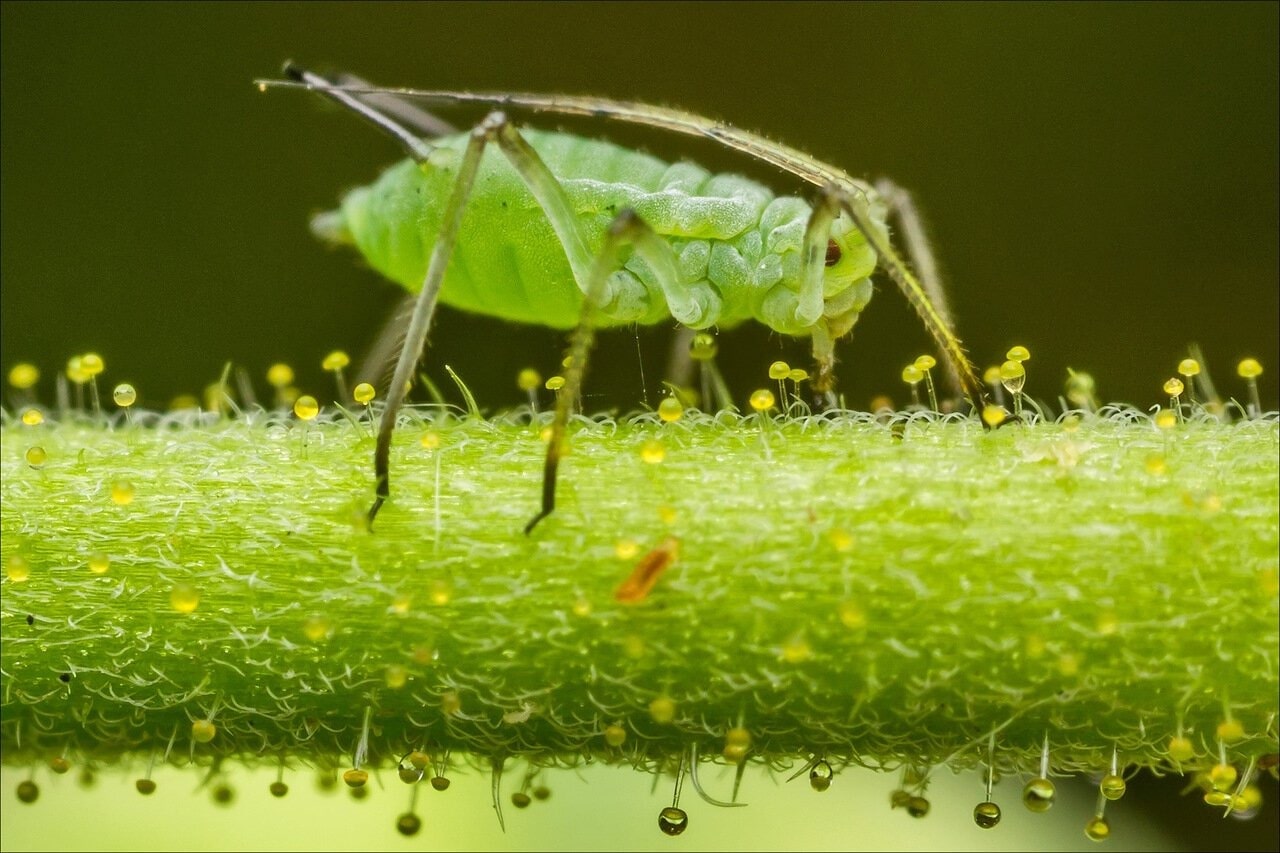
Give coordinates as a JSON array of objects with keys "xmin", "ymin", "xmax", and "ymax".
[
  {"xmin": 658, "ymin": 806, "xmax": 688, "ymax": 836},
  {"xmin": 973, "ymin": 801, "xmax": 1001, "ymax": 829},
  {"xmin": 1022, "ymin": 777, "xmax": 1056, "ymax": 812}
]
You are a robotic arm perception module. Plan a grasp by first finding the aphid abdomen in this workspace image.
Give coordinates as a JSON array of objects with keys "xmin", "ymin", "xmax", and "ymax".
[{"xmin": 332, "ymin": 129, "xmax": 781, "ymax": 330}]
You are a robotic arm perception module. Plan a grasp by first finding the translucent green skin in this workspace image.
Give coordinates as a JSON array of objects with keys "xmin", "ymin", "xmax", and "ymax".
[{"xmin": 327, "ymin": 129, "xmax": 884, "ymax": 336}]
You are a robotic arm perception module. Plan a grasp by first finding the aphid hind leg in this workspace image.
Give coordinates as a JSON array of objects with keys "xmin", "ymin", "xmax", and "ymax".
[
  {"xmin": 874, "ymin": 178, "xmax": 964, "ymax": 403},
  {"xmin": 524, "ymin": 209, "xmax": 679, "ymax": 534},
  {"xmin": 799, "ymin": 187, "xmax": 844, "ymax": 407}
]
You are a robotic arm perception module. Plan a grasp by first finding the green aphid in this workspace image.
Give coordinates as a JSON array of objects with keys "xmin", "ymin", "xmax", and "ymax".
[{"xmin": 262, "ymin": 65, "xmax": 990, "ymax": 531}]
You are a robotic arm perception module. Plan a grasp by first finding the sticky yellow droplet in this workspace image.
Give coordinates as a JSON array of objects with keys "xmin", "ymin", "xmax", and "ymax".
[
  {"xmin": 914, "ymin": 355, "xmax": 937, "ymax": 371},
  {"xmin": 429, "ymin": 580, "xmax": 450, "ymax": 606},
  {"xmin": 982, "ymin": 404, "xmax": 1008, "ymax": 427},
  {"xmin": 21, "ymin": 408, "xmax": 44, "ymax": 426},
  {"xmin": 1209, "ymin": 763, "xmax": 1238, "ymax": 791},
  {"xmin": 343, "ymin": 769, "xmax": 368, "ymax": 788},
  {"xmin": 353, "ymin": 382, "xmax": 375, "ymax": 404},
  {"xmin": 827, "ymin": 528, "xmax": 854, "ymax": 553},
  {"xmin": 516, "ymin": 368, "xmax": 542, "ymax": 391},
  {"xmin": 87, "ymin": 553, "xmax": 110, "ymax": 575},
  {"xmin": 112, "ymin": 384, "xmax": 137, "ymax": 407},
  {"xmin": 649, "ymin": 697, "xmax": 676, "ymax": 724},
  {"xmin": 6, "ymin": 555, "xmax": 31, "ymax": 582},
  {"xmin": 66, "ymin": 356, "xmax": 88, "ymax": 385},
  {"xmin": 571, "ymin": 597, "xmax": 591, "ymax": 617},
  {"xmin": 983, "ymin": 365, "xmax": 1002, "ymax": 385},
  {"xmin": 322, "ymin": 350, "xmax": 350, "ymax": 371},
  {"xmin": 1216, "ymin": 719, "xmax": 1244, "ymax": 743},
  {"xmin": 657, "ymin": 396, "xmax": 683, "ymax": 423},
  {"xmin": 749, "ymin": 388, "xmax": 775, "ymax": 412},
  {"xmin": 838, "ymin": 600, "xmax": 866, "ymax": 630},
  {"xmin": 1155, "ymin": 409, "xmax": 1177, "ymax": 430},
  {"xmin": 293, "ymin": 395, "xmax": 319, "ymax": 420},
  {"xmin": 1144, "ymin": 453, "xmax": 1167, "ymax": 476},
  {"xmin": 191, "ymin": 719, "xmax": 216, "ymax": 743},
  {"xmin": 1163, "ymin": 378, "xmax": 1184, "ymax": 397},
  {"xmin": 25, "ymin": 446, "xmax": 47, "ymax": 467},
  {"xmin": 1177, "ymin": 358, "xmax": 1200, "ymax": 377},
  {"xmin": 80, "ymin": 353, "xmax": 104, "ymax": 377},
  {"xmin": 1099, "ymin": 773, "xmax": 1125, "ymax": 800},
  {"xmin": 303, "ymin": 615, "xmax": 332, "ymax": 642},
  {"xmin": 385, "ymin": 664, "xmax": 408, "ymax": 689},
  {"xmin": 603, "ymin": 724, "xmax": 627, "ymax": 747},
  {"xmin": 640, "ymin": 440, "xmax": 665, "ymax": 464},
  {"xmin": 111, "ymin": 481, "xmax": 135, "ymax": 506},
  {"xmin": 999, "ymin": 359, "xmax": 1026, "ymax": 392},
  {"xmin": 768, "ymin": 361, "xmax": 791, "ymax": 381},
  {"xmin": 657, "ymin": 505, "xmax": 678, "ymax": 526},
  {"xmin": 1166, "ymin": 736, "xmax": 1194, "ymax": 763},
  {"xmin": 1006, "ymin": 345, "xmax": 1030, "ymax": 362},
  {"xmin": 419, "ymin": 431, "xmax": 440, "ymax": 450},
  {"xmin": 267, "ymin": 363, "xmax": 294, "ymax": 388},
  {"xmin": 901, "ymin": 364, "xmax": 923, "ymax": 385},
  {"xmin": 1237, "ymin": 358, "xmax": 1263, "ymax": 379},
  {"xmin": 614, "ymin": 539, "xmax": 639, "ymax": 560},
  {"xmin": 545, "ymin": 375, "xmax": 565, "ymax": 391},
  {"xmin": 1056, "ymin": 653, "xmax": 1079, "ymax": 677},
  {"xmin": 390, "ymin": 593, "xmax": 412, "ymax": 615},
  {"xmin": 170, "ymin": 583, "xmax": 200, "ymax": 614},
  {"xmin": 781, "ymin": 634, "xmax": 813, "ymax": 663},
  {"xmin": 8, "ymin": 363, "xmax": 39, "ymax": 390},
  {"xmin": 1084, "ymin": 816, "xmax": 1110, "ymax": 842}
]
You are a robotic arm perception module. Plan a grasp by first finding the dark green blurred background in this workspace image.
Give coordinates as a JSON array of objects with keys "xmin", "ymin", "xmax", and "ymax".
[{"xmin": 2, "ymin": 0, "xmax": 1277, "ymax": 414}]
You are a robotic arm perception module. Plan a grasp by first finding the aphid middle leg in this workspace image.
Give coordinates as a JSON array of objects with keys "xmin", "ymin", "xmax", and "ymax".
[{"xmin": 524, "ymin": 208, "xmax": 679, "ymax": 534}]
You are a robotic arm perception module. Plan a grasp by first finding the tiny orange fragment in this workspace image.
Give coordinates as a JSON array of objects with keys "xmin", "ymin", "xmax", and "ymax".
[{"xmin": 614, "ymin": 537, "xmax": 679, "ymax": 604}]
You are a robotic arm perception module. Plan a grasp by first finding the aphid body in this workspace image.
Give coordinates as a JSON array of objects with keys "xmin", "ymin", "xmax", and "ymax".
[{"xmin": 317, "ymin": 131, "xmax": 884, "ymax": 347}]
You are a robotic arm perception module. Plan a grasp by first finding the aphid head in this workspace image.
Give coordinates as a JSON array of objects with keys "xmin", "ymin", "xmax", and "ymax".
[{"xmin": 819, "ymin": 194, "xmax": 889, "ymax": 339}]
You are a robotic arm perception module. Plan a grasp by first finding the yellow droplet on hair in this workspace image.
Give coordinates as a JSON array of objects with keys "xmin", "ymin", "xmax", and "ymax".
[
  {"xmin": 1177, "ymin": 358, "xmax": 1200, "ymax": 377},
  {"xmin": 999, "ymin": 359, "xmax": 1026, "ymax": 393},
  {"xmin": 267, "ymin": 363, "xmax": 294, "ymax": 388},
  {"xmin": 385, "ymin": 664, "xmax": 408, "ymax": 690},
  {"xmin": 603, "ymin": 724, "xmax": 627, "ymax": 747},
  {"xmin": 545, "ymin": 375, "xmax": 565, "ymax": 391},
  {"xmin": 1095, "ymin": 610, "xmax": 1119, "ymax": 636},
  {"xmin": 982, "ymin": 404, "xmax": 1008, "ymax": 428},
  {"xmin": 8, "ymin": 363, "xmax": 39, "ymax": 390},
  {"xmin": 80, "ymin": 353, "xmax": 104, "ymax": 377},
  {"xmin": 191, "ymin": 719, "xmax": 216, "ymax": 743},
  {"xmin": 657, "ymin": 505, "xmax": 678, "ymax": 526},
  {"xmin": 353, "ymin": 382, "xmax": 375, "ymax": 404},
  {"xmin": 768, "ymin": 361, "xmax": 791, "ymax": 381},
  {"xmin": 420, "ymin": 431, "xmax": 440, "ymax": 450},
  {"xmin": 657, "ymin": 396, "xmax": 683, "ymax": 423},
  {"xmin": 837, "ymin": 600, "xmax": 866, "ymax": 630},
  {"xmin": 1084, "ymin": 816, "xmax": 1110, "ymax": 842},
  {"xmin": 914, "ymin": 355, "xmax": 937, "ymax": 372},
  {"xmin": 1155, "ymin": 409, "xmax": 1177, "ymax": 430},
  {"xmin": 24, "ymin": 446, "xmax": 47, "ymax": 468},
  {"xmin": 66, "ymin": 356, "xmax": 88, "ymax": 385},
  {"xmin": 111, "ymin": 480, "xmax": 135, "ymax": 505},
  {"xmin": 112, "ymin": 383, "xmax": 137, "ymax": 407},
  {"xmin": 1216, "ymin": 719, "xmax": 1244, "ymax": 743},
  {"xmin": 781, "ymin": 633, "xmax": 813, "ymax": 663},
  {"xmin": 169, "ymin": 394, "xmax": 199, "ymax": 411},
  {"xmin": 303, "ymin": 614, "xmax": 332, "ymax": 642},
  {"xmin": 571, "ymin": 597, "xmax": 591, "ymax": 617},
  {"xmin": 390, "ymin": 592, "xmax": 412, "ymax": 615},
  {"xmin": 1056, "ymin": 653, "xmax": 1079, "ymax": 677},
  {"xmin": 343, "ymin": 769, "xmax": 368, "ymax": 788},
  {"xmin": 649, "ymin": 696, "xmax": 676, "ymax": 724},
  {"xmin": 640, "ymin": 440, "xmax": 665, "ymax": 464},
  {"xmin": 614, "ymin": 539, "xmax": 640, "ymax": 560},
  {"xmin": 429, "ymin": 580, "xmax": 451, "ymax": 606},
  {"xmin": 170, "ymin": 583, "xmax": 200, "ymax": 614},
  {"xmin": 293, "ymin": 395, "xmax": 319, "ymax": 420},
  {"xmin": 538, "ymin": 426, "xmax": 553, "ymax": 442},
  {"xmin": 21, "ymin": 408, "xmax": 44, "ymax": 426},
  {"xmin": 1209, "ymin": 763, "xmax": 1238, "ymax": 791},
  {"xmin": 516, "ymin": 368, "xmax": 542, "ymax": 391},
  {"xmin": 749, "ymin": 388, "xmax": 775, "ymax": 412},
  {"xmin": 322, "ymin": 350, "xmax": 350, "ymax": 371},
  {"xmin": 788, "ymin": 368, "xmax": 809, "ymax": 383},
  {"xmin": 1163, "ymin": 378, "xmax": 1184, "ymax": 397},
  {"xmin": 6, "ymin": 555, "xmax": 31, "ymax": 582},
  {"xmin": 1144, "ymin": 453, "xmax": 1167, "ymax": 476},
  {"xmin": 1006, "ymin": 345, "xmax": 1030, "ymax": 363},
  {"xmin": 1237, "ymin": 358, "xmax": 1263, "ymax": 379},
  {"xmin": 1099, "ymin": 773, "xmax": 1125, "ymax": 800},
  {"xmin": 690, "ymin": 333, "xmax": 718, "ymax": 361},
  {"xmin": 901, "ymin": 364, "xmax": 923, "ymax": 385},
  {"xmin": 1166, "ymin": 736, "xmax": 1194, "ymax": 763},
  {"xmin": 87, "ymin": 553, "xmax": 110, "ymax": 575},
  {"xmin": 983, "ymin": 365, "xmax": 1002, "ymax": 386},
  {"xmin": 827, "ymin": 528, "xmax": 854, "ymax": 553}
]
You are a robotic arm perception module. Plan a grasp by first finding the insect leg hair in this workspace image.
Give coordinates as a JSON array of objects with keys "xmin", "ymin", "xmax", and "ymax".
[
  {"xmin": 874, "ymin": 178, "xmax": 965, "ymax": 403},
  {"xmin": 833, "ymin": 186, "xmax": 989, "ymax": 418},
  {"xmin": 524, "ymin": 208, "xmax": 677, "ymax": 535}
]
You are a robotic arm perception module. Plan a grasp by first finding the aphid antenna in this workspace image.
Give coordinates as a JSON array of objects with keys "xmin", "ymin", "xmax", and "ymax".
[{"xmin": 280, "ymin": 63, "xmax": 434, "ymax": 163}]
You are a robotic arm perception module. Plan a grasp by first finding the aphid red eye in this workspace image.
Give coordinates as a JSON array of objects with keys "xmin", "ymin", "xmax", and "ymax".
[{"xmin": 825, "ymin": 240, "xmax": 841, "ymax": 267}]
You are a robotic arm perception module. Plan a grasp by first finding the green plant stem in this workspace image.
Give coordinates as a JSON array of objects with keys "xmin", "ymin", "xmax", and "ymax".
[{"xmin": 2, "ymin": 411, "xmax": 1277, "ymax": 779}]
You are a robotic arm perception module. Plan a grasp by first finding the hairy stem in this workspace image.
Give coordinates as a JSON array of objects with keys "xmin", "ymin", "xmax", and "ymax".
[{"xmin": 2, "ymin": 410, "xmax": 1277, "ymax": 780}]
